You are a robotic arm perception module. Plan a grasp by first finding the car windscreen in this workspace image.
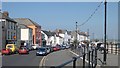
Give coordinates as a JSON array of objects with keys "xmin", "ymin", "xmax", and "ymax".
[
  {"xmin": 7, "ymin": 45, "xmax": 13, "ymax": 48},
  {"xmin": 38, "ymin": 48, "xmax": 46, "ymax": 51}
]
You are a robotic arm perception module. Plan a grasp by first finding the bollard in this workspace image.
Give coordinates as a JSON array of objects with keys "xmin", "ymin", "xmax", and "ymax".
[{"xmin": 73, "ymin": 57, "xmax": 77, "ymax": 68}]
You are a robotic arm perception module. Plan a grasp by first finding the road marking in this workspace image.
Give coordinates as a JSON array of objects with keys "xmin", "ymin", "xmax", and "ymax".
[
  {"xmin": 39, "ymin": 53, "xmax": 51, "ymax": 67},
  {"xmin": 43, "ymin": 55, "xmax": 48, "ymax": 66},
  {"xmin": 39, "ymin": 56, "xmax": 46, "ymax": 67},
  {"xmin": 69, "ymin": 50, "xmax": 79, "ymax": 56},
  {"xmin": 69, "ymin": 50, "xmax": 101, "ymax": 67}
]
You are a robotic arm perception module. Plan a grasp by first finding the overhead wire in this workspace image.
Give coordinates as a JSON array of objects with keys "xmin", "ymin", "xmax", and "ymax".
[{"xmin": 78, "ymin": 1, "xmax": 104, "ymax": 27}]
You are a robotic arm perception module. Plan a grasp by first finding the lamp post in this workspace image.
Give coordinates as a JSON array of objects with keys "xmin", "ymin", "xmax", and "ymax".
[{"xmin": 103, "ymin": 0, "xmax": 107, "ymax": 64}]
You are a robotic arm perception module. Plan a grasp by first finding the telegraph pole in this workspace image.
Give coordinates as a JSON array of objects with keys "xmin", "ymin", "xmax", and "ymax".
[
  {"xmin": 103, "ymin": 0, "xmax": 107, "ymax": 64},
  {"xmin": 93, "ymin": 33, "xmax": 94, "ymax": 41}
]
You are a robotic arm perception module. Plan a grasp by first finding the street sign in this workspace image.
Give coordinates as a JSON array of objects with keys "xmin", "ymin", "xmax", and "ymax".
[{"xmin": 13, "ymin": 36, "xmax": 16, "ymax": 39}]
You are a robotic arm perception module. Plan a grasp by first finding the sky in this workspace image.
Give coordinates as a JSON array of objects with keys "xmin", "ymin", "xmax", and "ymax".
[{"xmin": 2, "ymin": 2, "xmax": 118, "ymax": 40}]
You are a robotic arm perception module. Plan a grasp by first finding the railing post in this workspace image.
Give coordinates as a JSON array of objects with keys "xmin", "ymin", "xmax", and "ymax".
[
  {"xmin": 91, "ymin": 50, "xmax": 94, "ymax": 68},
  {"xmin": 83, "ymin": 46, "xmax": 86, "ymax": 68},
  {"xmin": 73, "ymin": 57, "xmax": 77, "ymax": 68},
  {"xmin": 83, "ymin": 53, "xmax": 86, "ymax": 68},
  {"xmin": 94, "ymin": 48, "xmax": 97, "ymax": 68},
  {"xmin": 88, "ymin": 51, "xmax": 91, "ymax": 68}
]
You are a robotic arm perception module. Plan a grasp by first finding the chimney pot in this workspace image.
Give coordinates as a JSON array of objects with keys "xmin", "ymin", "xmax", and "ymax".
[{"xmin": 3, "ymin": 11, "xmax": 9, "ymax": 17}]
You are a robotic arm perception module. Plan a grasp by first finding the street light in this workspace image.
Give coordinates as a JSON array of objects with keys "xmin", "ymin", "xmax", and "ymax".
[{"xmin": 103, "ymin": 0, "xmax": 107, "ymax": 64}]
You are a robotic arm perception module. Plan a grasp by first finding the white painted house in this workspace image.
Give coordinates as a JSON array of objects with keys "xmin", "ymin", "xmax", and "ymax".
[
  {"xmin": 55, "ymin": 35, "xmax": 63, "ymax": 45},
  {"xmin": 71, "ymin": 31, "xmax": 89, "ymax": 43},
  {"xmin": 59, "ymin": 31, "xmax": 71, "ymax": 45},
  {"xmin": 41, "ymin": 30, "xmax": 56, "ymax": 46}
]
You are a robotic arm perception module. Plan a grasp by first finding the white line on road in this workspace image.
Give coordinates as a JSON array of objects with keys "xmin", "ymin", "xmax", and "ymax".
[
  {"xmin": 69, "ymin": 49, "xmax": 101, "ymax": 67},
  {"xmin": 39, "ymin": 53, "xmax": 51, "ymax": 67},
  {"xmin": 39, "ymin": 56, "xmax": 46, "ymax": 67}
]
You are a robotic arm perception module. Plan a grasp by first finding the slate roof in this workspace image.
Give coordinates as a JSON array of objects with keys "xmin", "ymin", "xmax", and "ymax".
[
  {"xmin": 14, "ymin": 18, "xmax": 41, "ymax": 27},
  {"xmin": 42, "ymin": 30, "xmax": 55, "ymax": 37}
]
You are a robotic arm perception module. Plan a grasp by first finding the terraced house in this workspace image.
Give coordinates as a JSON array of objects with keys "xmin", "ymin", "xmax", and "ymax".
[
  {"xmin": 0, "ymin": 11, "xmax": 17, "ymax": 48},
  {"xmin": 14, "ymin": 18, "xmax": 42, "ymax": 46}
]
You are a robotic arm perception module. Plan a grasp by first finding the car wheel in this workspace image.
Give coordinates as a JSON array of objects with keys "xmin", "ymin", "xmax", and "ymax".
[{"xmin": 27, "ymin": 52, "xmax": 29, "ymax": 54}]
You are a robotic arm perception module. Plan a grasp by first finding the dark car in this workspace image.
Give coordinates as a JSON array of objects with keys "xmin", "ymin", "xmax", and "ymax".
[
  {"xmin": 60, "ymin": 46, "xmax": 66, "ymax": 50},
  {"xmin": 46, "ymin": 45, "xmax": 54, "ymax": 52},
  {"xmin": 36, "ymin": 47, "xmax": 47, "ymax": 56},
  {"xmin": 18, "ymin": 47, "xmax": 29, "ymax": 54}
]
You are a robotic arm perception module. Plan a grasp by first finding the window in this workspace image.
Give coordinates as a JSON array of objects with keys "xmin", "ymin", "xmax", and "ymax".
[
  {"xmin": 8, "ymin": 31, "xmax": 10, "ymax": 39},
  {"xmin": 11, "ymin": 23, "xmax": 12, "ymax": 29},
  {"xmin": 14, "ymin": 24, "xmax": 16, "ymax": 30},
  {"xmin": 8, "ymin": 21, "xmax": 10, "ymax": 29},
  {"xmin": 14, "ymin": 33, "xmax": 15, "ymax": 36},
  {"xmin": 11, "ymin": 32, "xmax": 12, "ymax": 39},
  {"xmin": 12, "ymin": 23, "xmax": 14, "ymax": 29}
]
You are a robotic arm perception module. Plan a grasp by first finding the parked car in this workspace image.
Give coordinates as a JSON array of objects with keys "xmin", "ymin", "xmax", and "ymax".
[
  {"xmin": 45, "ymin": 47, "xmax": 51, "ymax": 54},
  {"xmin": 52, "ymin": 46, "xmax": 60, "ymax": 51},
  {"xmin": 60, "ymin": 46, "xmax": 66, "ymax": 50},
  {"xmin": 46, "ymin": 45, "xmax": 54, "ymax": 52},
  {"xmin": 20, "ymin": 45, "xmax": 33, "ymax": 51},
  {"xmin": 18, "ymin": 47, "xmax": 29, "ymax": 54},
  {"xmin": 2, "ymin": 49, "xmax": 12, "ymax": 55},
  {"xmin": 65, "ymin": 45, "xmax": 70, "ymax": 49},
  {"xmin": 6, "ymin": 44, "xmax": 18, "ymax": 54},
  {"xmin": 31, "ymin": 44, "xmax": 40, "ymax": 50},
  {"xmin": 36, "ymin": 47, "xmax": 47, "ymax": 56}
]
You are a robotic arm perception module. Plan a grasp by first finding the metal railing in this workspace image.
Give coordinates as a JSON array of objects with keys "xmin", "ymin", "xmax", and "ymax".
[
  {"xmin": 50, "ymin": 46, "xmax": 101, "ymax": 68},
  {"xmin": 107, "ymin": 43, "xmax": 119, "ymax": 55}
]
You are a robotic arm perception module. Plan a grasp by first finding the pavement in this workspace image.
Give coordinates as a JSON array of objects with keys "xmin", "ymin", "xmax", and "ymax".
[
  {"xmin": 41, "ymin": 49, "xmax": 89, "ymax": 68},
  {"xmin": 43, "ymin": 49, "xmax": 77, "ymax": 66},
  {"xmin": 71, "ymin": 47, "xmax": 119, "ymax": 68}
]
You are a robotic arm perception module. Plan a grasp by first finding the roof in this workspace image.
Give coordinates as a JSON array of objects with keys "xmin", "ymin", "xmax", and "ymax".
[
  {"xmin": 71, "ymin": 31, "xmax": 89, "ymax": 37},
  {"xmin": 56, "ymin": 35, "xmax": 63, "ymax": 38},
  {"xmin": 42, "ymin": 30, "xmax": 55, "ymax": 37},
  {"xmin": 0, "ymin": 12, "xmax": 17, "ymax": 23},
  {"xmin": 14, "ymin": 18, "xmax": 41, "ymax": 27},
  {"xmin": 55, "ymin": 29, "xmax": 67, "ymax": 34},
  {"xmin": 67, "ymin": 31, "xmax": 71, "ymax": 35}
]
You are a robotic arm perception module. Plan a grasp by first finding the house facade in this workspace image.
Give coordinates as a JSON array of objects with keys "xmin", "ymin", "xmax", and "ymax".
[
  {"xmin": 41, "ymin": 30, "xmax": 56, "ymax": 46},
  {"xmin": 20, "ymin": 28, "xmax": 33, "ymax": 46},
  {"xmin": 14, "ymin": 18, "xmax": 42, "ymax": 46},
  {"xmin": 0, "ymin": 11, "xmax": 17, "ymax": 48},
  {"xmin": 71, "ymin": 31, "xmax": 89, "ymax": 43},
  {"xmin": 55, "ymin": 29, "xmax": 71, "ymax": 45},
  {"xmin": 0, "ymin": 19, "xmax": 2, "ymax": 50}
]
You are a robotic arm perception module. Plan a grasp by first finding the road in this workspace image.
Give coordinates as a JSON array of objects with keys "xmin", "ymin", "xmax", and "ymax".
[
  {"xmin": 2, "ymin": 50, "xmax": 43, "ymax": 68},
  {"xmin": 1, "ymin": 48, "xmax": 90, "ymax": 68}
]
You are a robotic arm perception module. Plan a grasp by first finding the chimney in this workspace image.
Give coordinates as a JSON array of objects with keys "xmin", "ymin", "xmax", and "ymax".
[{"xmin": 3, "ymin": 11, "xmax": 9, "ymax": 17}]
